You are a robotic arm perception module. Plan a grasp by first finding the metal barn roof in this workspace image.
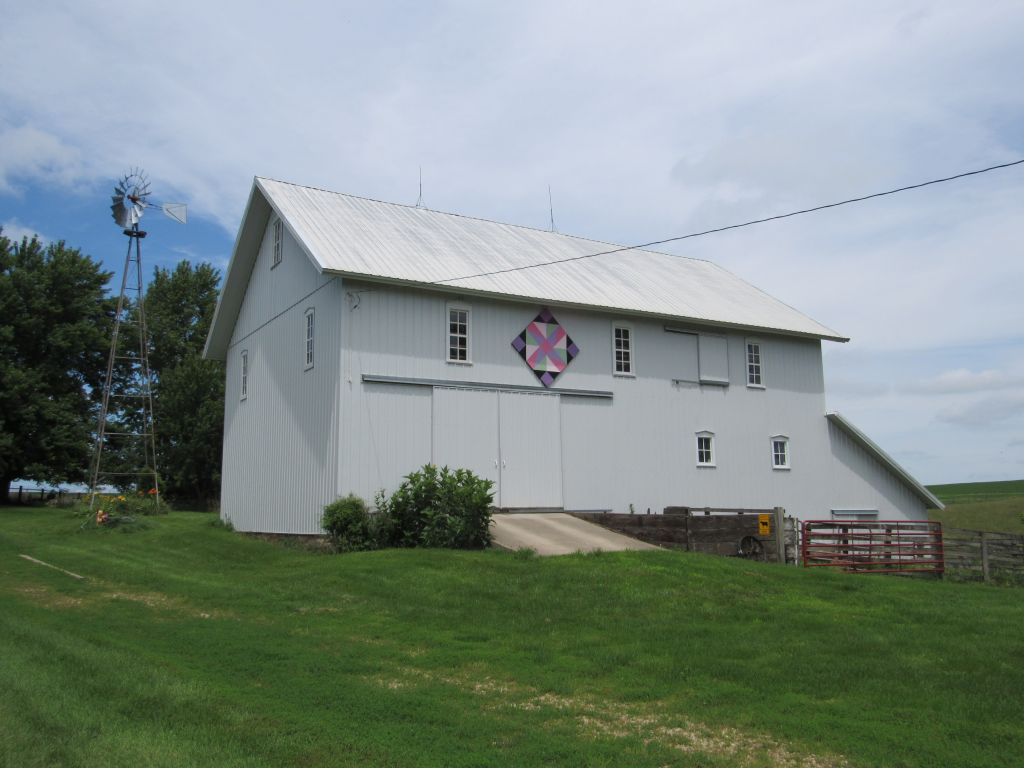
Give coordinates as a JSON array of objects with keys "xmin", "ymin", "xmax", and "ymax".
[{"xmin": 205, "ymin": 177, "xmax": 847, "ymax": 359}]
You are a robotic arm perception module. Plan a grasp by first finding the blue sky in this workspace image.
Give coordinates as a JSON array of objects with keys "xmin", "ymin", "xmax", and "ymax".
[{"xmin": 2, "ymin": 1, "xmax": 1022, "ymax": 485}]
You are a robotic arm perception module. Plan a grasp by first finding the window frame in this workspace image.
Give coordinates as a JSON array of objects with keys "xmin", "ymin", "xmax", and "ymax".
[
  {"xmin": 831, "ymin": 509, "xmax": 879, "ymax": 521},
  {"xmin": 304, "ymin": 307, "xmax": 315, "ymax": 370},
  {"xmin": 446, "ymin": 303, "xmax": 471, "ymax": 364},
  {"xmin": 695, "ymin": 431, "xmax": 716, "ymax": 468},
  {"xmin": 771, "ymin": 434, "xmax": 790, "ymax": 470},
  {"xmin": 746, "ymin": 339, "xmax": 764, "ymax": 388},
  {"xmin": 612, "ymin": 322, "xmax": 635, "ymax": 376},
  {"xmin": 240, "ymin": 349, "xmax": 248, "ymax": 401},
  {"xmin": 272, "ymin": 219, "xmax": 283, "ymax": 268}
]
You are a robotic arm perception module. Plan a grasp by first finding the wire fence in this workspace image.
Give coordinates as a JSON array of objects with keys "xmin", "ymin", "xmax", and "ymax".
[{"xmin": 4, "ymin": 485, "xmax": 87, "ymax": 505}]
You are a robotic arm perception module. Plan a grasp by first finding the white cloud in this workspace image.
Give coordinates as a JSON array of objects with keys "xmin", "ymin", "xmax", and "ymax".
[
  {"xmin": 936, "ymin": 392, "xmax": 1024, "ymax": 428},
  {"xmin": 1, "ymin": 218, "xmax": 49, "ymax": 244},
  {"xmin": 911, "ymin": 368, "xmax": 1024, "ymax": 394},
  {"xmin": 0, "ymin": 123, "xmax": 83, "ymax": 194}
]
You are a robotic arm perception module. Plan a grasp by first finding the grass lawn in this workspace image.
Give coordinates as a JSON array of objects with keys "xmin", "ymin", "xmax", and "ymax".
[
  {"xmin": 927, "ymin": 480, "xmax": 1024, "ymax": 534},
  {"xmin": 2, "ymin": 507, "xmax": 1023, "ymax": 767}
]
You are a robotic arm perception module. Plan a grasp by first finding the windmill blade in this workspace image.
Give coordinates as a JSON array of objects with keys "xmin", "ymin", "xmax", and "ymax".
[
  {"xmin": 161, "ymin": 203, "xmax": 187, "ymax": 224},
  {"xmin": 111, "ymin": 201, "xmax": 130, "ymax": 228}
]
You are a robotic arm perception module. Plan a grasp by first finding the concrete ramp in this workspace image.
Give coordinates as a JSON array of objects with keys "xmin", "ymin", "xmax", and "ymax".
[{"xmin": 490, "ymin": 512, "xmax": 660, "ymax": 556}]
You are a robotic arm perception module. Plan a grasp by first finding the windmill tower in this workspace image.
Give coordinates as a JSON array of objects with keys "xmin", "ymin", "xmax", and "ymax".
[{"xmin": 88, "ymin": 169, "xmax": 186, "ymax": 509}]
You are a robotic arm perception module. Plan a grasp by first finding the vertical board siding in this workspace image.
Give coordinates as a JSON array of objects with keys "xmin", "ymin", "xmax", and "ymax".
[
  {"xmin": 332, "ymin": 282, "xmax": 927, "ymax": 523},
  {"xmin": 340, "ymin": 382, "xmax": 432, "ymax": 504},
  {"xmin": 432, "ymin": 388, "xmax": 500, "ymax": 490},
  {"xmin": 218, "ymin": 268, "xmax": 928, "ymax": 531},
  {"xmin": 824, "ymin": 419, "xmax": 927, "ymax": 520},
  {"xmin": 220, "ymin": 221, "xmax": 341, "ymax": 533}
]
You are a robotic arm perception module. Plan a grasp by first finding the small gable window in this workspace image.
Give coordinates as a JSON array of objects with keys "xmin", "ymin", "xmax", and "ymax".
[
  {"xmin": 447, "ymin": 304, "xmax": 470, "ymax": 363},
  {"xmin": 746, "ymin": 341, "xmax": 763, "ymax": 387},
  {"xmin": 613, "ymin": 324, "xmax": 633, "ymax": 375},
  {"xmin": 272, "ymin": 219, "xmax": 283, "ymax": 268},
  {"xmin": 240, "ymin": 350, "xmax": 248, "ymax": 400},
  {"xmin": 304, "ymin": 308, "xmax": 315, "ymax": 370},
  {"xmin": 696, "ymin": 431, "xmax": 715, "ymax": 467}
]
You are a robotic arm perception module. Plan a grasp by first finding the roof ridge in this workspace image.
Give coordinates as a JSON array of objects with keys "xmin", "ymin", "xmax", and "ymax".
[{"xmin": 254, "ymin": 176, "xmax": 717, "ymax": 268}]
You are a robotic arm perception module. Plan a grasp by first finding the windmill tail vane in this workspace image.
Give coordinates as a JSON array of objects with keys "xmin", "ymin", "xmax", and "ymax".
[{"xmin": 109, "ymin": 168, "xmax": 188, "ymax": 228}]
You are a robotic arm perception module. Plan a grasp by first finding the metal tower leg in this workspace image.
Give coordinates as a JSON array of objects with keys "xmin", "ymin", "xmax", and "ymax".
[{"xmin": 88, "ymin": 223, "xmax": 160, "ymax": 510}]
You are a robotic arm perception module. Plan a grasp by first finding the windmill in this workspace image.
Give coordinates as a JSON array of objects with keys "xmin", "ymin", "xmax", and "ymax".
[{"xmin": 88, "ymin": 169, "xmax": 186, "ymax": 509}]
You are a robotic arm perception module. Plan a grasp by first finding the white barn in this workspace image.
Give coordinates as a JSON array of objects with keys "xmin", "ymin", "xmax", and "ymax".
[{"xmin": 203, "ymin": 177, "xmax": 942, "ymax": 534}]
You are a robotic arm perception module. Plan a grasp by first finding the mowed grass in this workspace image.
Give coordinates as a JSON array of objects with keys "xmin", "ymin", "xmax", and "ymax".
[
  {"xmin": 928, "ymin": 480, "xmax": 1024, "ymax": 533},
  {"xmin": 2, "ymin": 509, "xmax": 1023, "ymax": 768}
]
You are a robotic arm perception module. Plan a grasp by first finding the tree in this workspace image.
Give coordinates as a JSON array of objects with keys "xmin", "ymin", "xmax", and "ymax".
[
  {"xmin": 144, "ymin": 261, "xmax": 224, "ymax": 505},
  {"xmin": 0, "ymin": 231, "xmax": 112, "ymax": 501}
]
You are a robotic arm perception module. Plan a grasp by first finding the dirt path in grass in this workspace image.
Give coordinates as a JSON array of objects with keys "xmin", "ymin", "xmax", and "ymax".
[{"xmin": 372, "ymin": 666, "xmax": 850, "ymax": 768}]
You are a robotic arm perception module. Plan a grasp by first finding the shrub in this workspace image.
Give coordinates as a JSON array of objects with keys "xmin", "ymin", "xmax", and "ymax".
[
  {"xmin": 376, "ymin": 465, "xmax": 494, "ymax": 549},
  {"xmin": 322, "ymin": 494, "xmax": 374, "ymax": 551}
]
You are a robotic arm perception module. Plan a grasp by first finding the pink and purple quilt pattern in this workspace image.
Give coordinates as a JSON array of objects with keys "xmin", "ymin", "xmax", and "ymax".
[{"xmin": 511, "ymin": 308, "xmax": 579, "ymax": 387}]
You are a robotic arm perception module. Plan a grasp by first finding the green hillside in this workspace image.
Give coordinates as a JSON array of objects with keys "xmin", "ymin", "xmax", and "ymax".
[
  {"xmin": 927, "ymin": 479, "xmax": 1024, "ymax": 504},
  {"xmin": 2, "ymin": 507, "xmax": 1022, "ymax": 768},
  {"xmin": 927, "ymin": 479, "xmax": 1024, "ymax": 533}
]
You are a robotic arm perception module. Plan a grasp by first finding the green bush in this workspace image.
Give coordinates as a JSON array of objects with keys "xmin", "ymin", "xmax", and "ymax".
[
  {"xmin": 321, "ymin": 494, "xmax": 374, "ymax": 551},
  {"xmin": 376, "ymin": 465, "xmax": 494, "ymax": 549}
]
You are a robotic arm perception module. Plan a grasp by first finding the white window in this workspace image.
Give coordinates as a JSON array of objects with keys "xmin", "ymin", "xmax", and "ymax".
[
  {"xmin": 771, "ymin": 435, "xmax": 790, "ymax": 469},
  {"xmin": 746, "ymin": 341, "xmax": 763, "ymax": 387},
  {"xmin": 613, "ymin": 324, "xmax": 633, "ymax": 375},
  {"xmin": 272, "ymin": 219, "xmax": 283, "ymax": 268},
  {"xmin": 240, "ymin": 350, "xmax": 248, "ymax": 400},
  {"xmin": 304, "ymin": 308, "xmax": 315, "ymax": 369},
  {"xmin": 447, "ymin": 304, "xmax": 470, "ymax": 363},
  {"xmin": 696, "ymin": 431, "xmax": 715, "ymax": 467}
]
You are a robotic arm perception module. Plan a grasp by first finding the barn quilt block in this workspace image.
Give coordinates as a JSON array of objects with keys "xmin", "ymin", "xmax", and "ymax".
[{"xmin": 511, "ymin": 308, "xmax": 579, "ymax": 387}]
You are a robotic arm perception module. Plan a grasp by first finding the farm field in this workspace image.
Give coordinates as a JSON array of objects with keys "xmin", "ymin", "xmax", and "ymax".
[
  {"xmin": 2, "ymin": 507, "xmax": 1023, "ymax": 768},
  {"xmin": 928, "ymin": 479, "xmax": 1024, "ymax": 534}
]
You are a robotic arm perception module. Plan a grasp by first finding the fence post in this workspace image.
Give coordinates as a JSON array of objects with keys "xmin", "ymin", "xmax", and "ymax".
[
  {"xmin": 18, "ymin": 485, "xmax": 23, "ymax": 504},
  {"xmin": 773, "ymin": 506, "xmax": 785, "ymax": 564},
  {"xmin": 981, "ymin": 531, "xmax": 991, "ymax": 583}
]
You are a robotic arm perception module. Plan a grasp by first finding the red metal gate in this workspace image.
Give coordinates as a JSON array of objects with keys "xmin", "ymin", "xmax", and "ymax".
[{"xmin": 801, "ymin": 520, "xmax": 944, "ymax": 575}]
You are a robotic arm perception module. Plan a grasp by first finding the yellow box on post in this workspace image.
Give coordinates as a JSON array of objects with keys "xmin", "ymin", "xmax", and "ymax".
[{"xmin": 758, "ymin": 514, "xmax": 772, "ymax": 536}]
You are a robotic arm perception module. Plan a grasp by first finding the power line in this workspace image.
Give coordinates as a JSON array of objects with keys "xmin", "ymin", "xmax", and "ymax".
[{"xmin": 434, "ymin": 158, "xmax": 1024, "ymax": 285}]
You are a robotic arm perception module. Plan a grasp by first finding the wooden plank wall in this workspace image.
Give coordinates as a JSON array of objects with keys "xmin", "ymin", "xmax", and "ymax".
[
  {"xmin": 943, "ymin": 528, "xmax": 1024, "ymax": 583},
  {"xmin": 570, "ymin": 508, "xmax": 798, "ymax": 564}
]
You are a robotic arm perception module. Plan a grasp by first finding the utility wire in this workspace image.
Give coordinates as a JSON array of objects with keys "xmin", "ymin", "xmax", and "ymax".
[{"xmin": 434, "ymin": 158, "xmax": 1024, "ymax": 285}]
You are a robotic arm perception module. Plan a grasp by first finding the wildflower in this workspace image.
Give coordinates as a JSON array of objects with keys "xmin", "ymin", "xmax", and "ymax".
[
  {"xmin": 148, "ymin": 488, "xmax": 158, "ymax": 496},
  {"xmin": 118, "ymin": 495, "xmax": 126, "ymax": 502}
]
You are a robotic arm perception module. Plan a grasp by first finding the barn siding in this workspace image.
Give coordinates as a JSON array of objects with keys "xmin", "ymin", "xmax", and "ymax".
[
  {"xmin": 220, "ymin": 220, "xmax": 341, "ymax": 533},
  {"xmin": 330, "ymin": 281, "xmax": 926, "ymax": 527}
]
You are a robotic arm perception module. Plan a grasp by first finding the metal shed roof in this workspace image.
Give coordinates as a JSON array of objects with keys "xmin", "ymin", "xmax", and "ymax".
[
  {"xmin": 826, "ymin": 412, "xmax": 945, "ymax": 509},
  {"xmin": 204, "ymin": 177, "xmax": 847, "ymax": 359}
]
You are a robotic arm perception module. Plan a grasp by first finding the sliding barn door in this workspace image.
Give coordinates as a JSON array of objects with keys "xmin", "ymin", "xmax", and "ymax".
[
  {"xmin": 431, "ymin": 387, "xmax": 562, "ymax": 509},
  {"xmin": 497, "ymin": 391, "xmax": 562, "ymax": 509}
]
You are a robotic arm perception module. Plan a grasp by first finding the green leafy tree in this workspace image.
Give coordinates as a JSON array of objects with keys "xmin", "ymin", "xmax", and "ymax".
[
  {"xmin": 144, "ymin": 261, "xmax": 224, "ymax": 505},
  {"xmin": 0, "ymin": 231, "xmax": 112, "ymax": 501}
]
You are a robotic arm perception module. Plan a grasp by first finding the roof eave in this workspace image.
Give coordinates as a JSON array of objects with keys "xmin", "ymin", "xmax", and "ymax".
[{"xmin": 326, "ymin": 269, "xmax": 850, "ymax": 343}]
